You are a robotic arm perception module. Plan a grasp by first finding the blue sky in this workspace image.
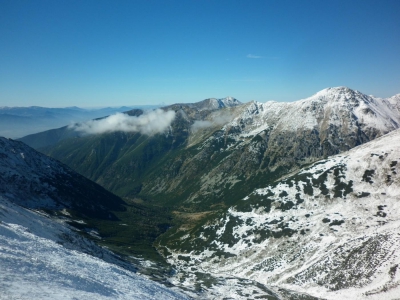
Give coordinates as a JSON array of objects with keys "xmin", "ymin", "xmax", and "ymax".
[{"xmin": 1, "ymin": 0, "xmax": 400, "ymax": 107}]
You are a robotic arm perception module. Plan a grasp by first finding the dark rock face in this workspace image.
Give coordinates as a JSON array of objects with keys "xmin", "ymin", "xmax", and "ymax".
[{"xmin": 0, "ymin": 137, "xmax": 125, "ymax": 219}]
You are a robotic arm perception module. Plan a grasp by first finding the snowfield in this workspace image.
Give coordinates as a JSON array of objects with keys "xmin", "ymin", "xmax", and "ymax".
[{"xmin": 0, "ymin": 196, "xmax": 187, "ymax": 300}]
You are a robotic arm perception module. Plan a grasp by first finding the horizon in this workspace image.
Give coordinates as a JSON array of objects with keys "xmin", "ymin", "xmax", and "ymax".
[
  {"xmin": 1, "ymin": 0, "xmax": 400, "ymax": 107},
  {"xmin": 1, "ymin": 86, "xmax": 399, "ymax": 109}
]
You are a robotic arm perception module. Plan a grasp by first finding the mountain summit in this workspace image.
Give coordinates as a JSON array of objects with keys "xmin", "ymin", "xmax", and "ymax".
[
  {"xmin": 170, "ymin": 96, "xmax": 241, "ymax": 111},
  {"xmin": 207, "ymin": 96, "xmax": 241, "ymax": 109}
]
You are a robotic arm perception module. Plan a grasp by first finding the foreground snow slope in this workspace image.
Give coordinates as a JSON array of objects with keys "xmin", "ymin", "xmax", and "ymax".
[
  {"xmin": 0, "ymin": 196, "xmax": 187, "ymax": 300},
  {"xmin": 166, "ymin": 128, "xmax": 400, "ymax": 299}
]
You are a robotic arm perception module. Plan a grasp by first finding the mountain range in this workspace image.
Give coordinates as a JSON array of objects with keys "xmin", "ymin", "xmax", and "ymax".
[
  {"xmin": 3, "ymin": 87, "xmax": 400, "ymax": 299},
  {"xmin": 22, "ymin": 87, "xmax": 400, "ymax": 214},
  {"xmin": 0, "ymin": 105, "xmax": 160, "ymax": 139}
]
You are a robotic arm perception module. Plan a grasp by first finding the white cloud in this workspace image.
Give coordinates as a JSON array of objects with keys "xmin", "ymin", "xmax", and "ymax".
[
  {"xmin": 69, "ymin": 109, "xmax": 176, "ymax": 135},
  {"xmin": 191, "ymin": 111, "xmax": 235, "ymax": 132},
  {"xmin": 191, "ymin": 120, "xmax": 213, "ymax": 132}
]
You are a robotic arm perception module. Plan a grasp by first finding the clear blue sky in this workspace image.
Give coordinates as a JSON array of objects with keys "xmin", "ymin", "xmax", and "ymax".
[{"xmin": 1, "ymin": 0, "xmax": 400, "ymax": 107}]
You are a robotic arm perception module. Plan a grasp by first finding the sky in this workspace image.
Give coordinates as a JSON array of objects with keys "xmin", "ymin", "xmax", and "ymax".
[{"xmin": 1, "ymin": 0, "xmax": 400, "ymax": 107}]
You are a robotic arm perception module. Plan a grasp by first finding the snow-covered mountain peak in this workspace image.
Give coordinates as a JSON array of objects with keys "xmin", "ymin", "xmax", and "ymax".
[
  {"xmin": 203, "ymin": 97, "xmax": 241, "ymax": 110},
  {"xmin": 316, "ymin": 86, "xmax": 355, "ymax": 94},
  {"xmin": 305, "ymin": 86, "xmax": 368, "ymax": 104},
  {"xmin": 225, "ymin": 87, "xmax": 400, "ymax": 136},
  {"xmin": 218, "ymin": 96, "xmax": 241, "ymax": 106},
  {"xmin": 390, "ymin": 93, "xmax": 400, "ymax": 100},
  {"xmin": 386, "ymin": 93, "xmax": 400, "ymax": 109},
  {"xmin": 171, "ymin": 97, "xmax": 241, "ymax": 112}
]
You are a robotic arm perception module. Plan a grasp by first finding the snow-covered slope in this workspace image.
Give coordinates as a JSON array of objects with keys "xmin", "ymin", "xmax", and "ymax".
[
  {"xmin": 0, "ymin": 137, "xmax": 124, "ymax": 218},
  {"xmin": 0, "ymin": 196, "xmax": 187, "ymax": 300},
  {"xmin": 164, "ymin": 128, "xmax": 400, "ymax": 299}
]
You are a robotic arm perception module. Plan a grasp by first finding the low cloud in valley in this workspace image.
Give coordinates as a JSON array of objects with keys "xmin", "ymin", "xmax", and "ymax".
[
  {"xmin": 191, "ymin": 111, "xmax": 235, "ymax": 132},
  {"xmin": 70, "ymin": 109, "xmax": 176, "ymax": 135}
]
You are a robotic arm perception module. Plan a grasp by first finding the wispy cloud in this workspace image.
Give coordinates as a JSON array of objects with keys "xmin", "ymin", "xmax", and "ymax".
[
  {"xmin": 191, "ymin": 111, "xmax": 235, "ymax": 132},
  {"xmin": 69, "ymin": 109, "xmax": 176, "ymax": 135},
  {"xmin": 247, "ymin": 54, "xmax": 263, "ymax": 59}
]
